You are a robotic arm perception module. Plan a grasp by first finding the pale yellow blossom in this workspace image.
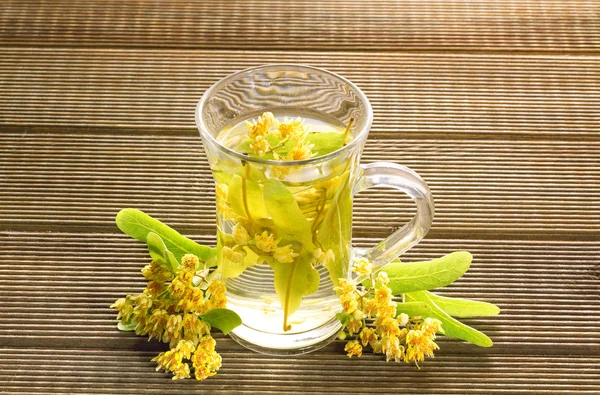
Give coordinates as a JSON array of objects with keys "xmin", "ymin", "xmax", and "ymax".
[
  {"xmin": 359, "ymin": 327, "xmax": 378, "ymax": 347},
  {"xmin": 344, "ymin": 340, "xmax": 363, "ymax": 358},
  {"xmin": 273, "ymin": 245, "xmax": 299, "ymax": 263},
  {"xmin": 181, "ymin": 254, "xmax": 199, "ymax": 273},
  {"xmin": 277, "ymin": 117, "xmax": 308, "ymax": 140},
  {"xmin": 250, "ymin": 135, "xmax": 269, "ymax": 157},
  {"xmin": 397, "ymin": 313, "xmax": 409, "ymax": 327},
  {"xmin": 254, "ymin": 231, "xmax": 279, "ymax": 253},
  {"xmin": 246, "ymin": 112, "xmax": 276, "ymax": 139},
  {"xmin": 352, "ymin": 258, "xmax": 372, "ymax": 277},
  {"xmin": 286, "ymin": 141, "xmax": 314, "ymax": 161},
  {"xmin": 222, "ymin": 246, "xmax": 243, "ymax": 264},
  {"xmin": 375, "ymin": 271, "xmax": 390, "ymax": 285},
  {"xmin": 232, "ymin": 224, "xmax": 250, "ymax": 246}
]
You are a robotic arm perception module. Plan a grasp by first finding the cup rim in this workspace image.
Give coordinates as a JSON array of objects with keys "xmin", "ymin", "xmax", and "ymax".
[{"xmin": 195, "ymin": 64, "xmax": 373, "ymax": 166}]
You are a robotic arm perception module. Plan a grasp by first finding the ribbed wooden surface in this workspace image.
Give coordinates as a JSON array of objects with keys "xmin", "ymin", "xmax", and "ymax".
[
  {"xmin": 0, "ymin": 0, "xmax": 598, "ymax": 51},
  {"xmin": 1, "ymin": 1, "xmax": 599, "ymax": 394},
  {"xmin": 1, "ymin": 49, "xmax": 598, "ymax": 137}
]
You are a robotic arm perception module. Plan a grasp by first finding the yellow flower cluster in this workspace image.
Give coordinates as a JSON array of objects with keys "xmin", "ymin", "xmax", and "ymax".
[
  {"xmin": 336, "ymin": 258, "xmax": 442, "ymax": 367},
  {"xmin": 244, "ymin": 113, "xmax": 315, "ymax": 178},
  {"xmin": 111, "ymin": 253, "xmax": 226, "ymax": 380},
  {"xmin": 191, "ymin": 335, "xmax": 222, "ymax": 380},
  {"xmin": 152, "ymin": 336, "xmax": 222, "ymax": 381},
  {"xmin": 229, "ymin": 223, "xmax": 301, "ymax": 265}
]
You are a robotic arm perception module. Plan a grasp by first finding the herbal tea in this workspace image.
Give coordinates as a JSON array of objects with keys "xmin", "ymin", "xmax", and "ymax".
[{"xmin": 211, "ymin": 112, "xmax": 357, "ymax": 339}]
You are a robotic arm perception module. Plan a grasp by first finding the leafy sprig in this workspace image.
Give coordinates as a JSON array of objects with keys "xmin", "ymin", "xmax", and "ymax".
[
  {"xmin": 111, "ymin": 209, "xmax": 241, "ymax": 380},
  {"xmin": 337, "ymin": 251, "xmax": 500, "ymax": 365}
]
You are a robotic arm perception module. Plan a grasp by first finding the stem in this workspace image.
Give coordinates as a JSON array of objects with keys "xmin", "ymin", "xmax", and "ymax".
[
  {"xmin": 344, "ymin": 118, "xmax": 355, "ymax": 138},
  {"xmin": 241, "ymin": 164, "xmax": 253, "ymax": 224},
  {"xmin": 266, "ymin": 135, "xmax": 290, "ymax": 155},
  {"xmin": 282, "ymin": 259, "xmax": 298, "ymax": 332}
]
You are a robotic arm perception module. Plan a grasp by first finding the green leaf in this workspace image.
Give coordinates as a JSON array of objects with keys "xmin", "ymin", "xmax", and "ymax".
[
  {"xmin": 262, "ymin": 179, "xmax": 314, "ymax": 250},
  {"xmin": 116, "ymin": 208, "xmax": 216, "ymax": 264},
  {"xmin": 117, "ymin": 320, "xmax": 137, "ymax": 332},
  {"xmin": 336, "ymin": 313, "xmax": 351, "ymax": 325},
  {"xmin": 316, "ymin": 173, "xmax": 352, "ymax": 285},
  {"xmin": 268, "ymin": 249, "xmax": 320, "ymax": 330},
  {"xmin": 227, "ymin": 175, "xmax": 268, "ymax": 220},
  {"xmin": 395, "ymin": 301, "xmax": 432, "ymax": 317},
  {"xmin": 146, "ymin": 232, "xmax": 179, "ymax": 273},
  {"xmin": 201, "ymin": 308, "xmax": 242, "ymax": 335},
  {"xmin": 234, "ymin": 133, "xmax": 292, "ymax": 160},
  {"xmin": 406, "ymin": 291, "xmax": 493, "ymax": 347},
  {"xmin": 384, "ymin": 251, "xmax": 472, "ymax": 294},
  {"xmin": 306, "ymin": 132, "xmax": 347, "ymax": 156},
  {"xmin": 423, "ymin": 293, "xmax": 500, "ymax": 317}
]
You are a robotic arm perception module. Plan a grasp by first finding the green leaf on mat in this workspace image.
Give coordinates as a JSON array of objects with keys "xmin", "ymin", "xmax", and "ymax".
[
  {"xmin": 423, "ymin": 293, "xmax": 500, "ymax": 318},
  {"xmin": 146, "ymin": 232, "xmax": 179, "ymax": 273},
  {"xmin": 395, "ymin": 301, "xmax": 432, "ymax": 317},
  {"xmin": 117, "ymin": 320, "xmax": 137, "ymax": 332},
  {"xmin": 384, "ymin": 251, "xmax": 472, "ymax": 294},
  {"xmin": 201, "ymin": 308, "xmax": 242, "ymax": 335},
  {"xmin": 406, "ymin": 290, "xmax": 493, "ymax": 347},
  {"xmin": 116, "ymin": 208, "xmax": 216, "ymax": 263}
]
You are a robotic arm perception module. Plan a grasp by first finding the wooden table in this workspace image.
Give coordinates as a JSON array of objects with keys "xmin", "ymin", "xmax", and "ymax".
[{"xmin": 1, "ymin": 1, "xmax": 598, "ymax": 394}]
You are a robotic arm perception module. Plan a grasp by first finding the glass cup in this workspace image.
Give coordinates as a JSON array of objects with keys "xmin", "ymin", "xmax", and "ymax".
[{"xmin": 196, "ymin": 64, "xmax": 434, "ymax": 355}]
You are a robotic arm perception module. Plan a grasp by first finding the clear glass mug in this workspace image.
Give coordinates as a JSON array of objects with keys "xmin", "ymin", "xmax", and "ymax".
[{"xmin": 196, "ymin": 65, "xmax": 434, "ymax": 355}]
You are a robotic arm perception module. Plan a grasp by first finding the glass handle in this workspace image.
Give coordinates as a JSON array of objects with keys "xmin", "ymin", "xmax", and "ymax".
[{"xmin": 352, "ymin": 162, "xmax": 435, "ymax": 267}]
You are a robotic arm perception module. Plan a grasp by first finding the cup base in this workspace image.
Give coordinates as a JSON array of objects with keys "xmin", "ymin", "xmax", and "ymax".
[{"xmin": 228, "ymin": 317, "xmax": 342, "ymax": 356}]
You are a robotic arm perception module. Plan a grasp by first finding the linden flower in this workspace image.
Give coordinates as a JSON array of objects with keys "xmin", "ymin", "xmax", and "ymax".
[
  {"xmin": 359, "ymin": 327, "xmax": 378, "ymax": 347},
  {"xmin": 344, "ymin": 340, "xmax": 363, "ymax": 358},
  {"xmin": 141, "ymin": 261, "xmax": 173, "ymax": 282},
  {"xmin": 352, "ymin": 258, "xmax": 372, "ymax": 277},
  {"xmin": 273, "ymin": 245, "xmax": 299, "ymax": 263},
  {"xmin": 165, "ymin": 314, "xmax": 183, "ymax": 343},
  {"xmin": 148, "ymin": 309, "xmax": 169, "ymax": 339},
  {"xmin": 405, "ymin": 328, "xmax": 440, "ymax": 364},
  {"xmin": 246, "ymin": 111, "xmax": 276, "ymax": 139},
  {"xmin": 181, "ymin": 254, "xmax": 199, "ymax": 273},
  {"xmin": 207, "ymin": 280, "xmax": 227, "ymax": 309},
  {"xmin": 375, "ymin": 271, "xmax": 390, "ymax": 285},
  {"xmin": 254, "ymin": 231, "xmax": 279, "ymax": 253},
  {"xmin": 144, "ymin": 280, "xmax": 164, "ymax": 296},
  {"xmin": 192, "ymin": 335, "xmax": 222, "ymax": 380},
  {"xmin": 168, "ymin": 276, "xmax": 188, "ymax": 300},
  {"xmin": 397, "ymin": 313, "xmax": 409, "ymax": 327},
  {"xmin": 153, "ymin": 340, "xmax": 196, "ymax": 380},
  {"xmin": 215, "ymin": 183, "xmax": 234, "ymax": 220},
  {"xmin": 336, "ymin": 278, "xmax": 359, "ymax": 313},
  {"xmin": 110, "ymin": 296, "xmax": 134, "ymax": 323},
  {"xmin": 346, "ymin": 317, "xmax": 362, "ymax": 335},
  {"xmin": 232, "ymin": 224, "xmax": 250, "ymax": 246},
  {"xmin": 286, "ymin": 141, "xmax": 314, "ymax": 161},
  {"xmin": 363, "ymin": 298, "xmax": 378, "ymax": 318},
  {"xmin": 250, "ymin": 135, "xmax": 269, "ymax": 157},
  {"xmin": 222, "ymin": 246, "xmax": 243, "ymax": 264},
  {"xmin": 313, "ymin": 248, "xmax": 335, "ymax": 266},
  {"xmin": 384, "ymin": 335, "xmax": 405, "ymax": 363},
  {"xmin": 278, "ymin": 117, "xmax": 308, "ymax": 140},
  {"xmin": 271, "ymin": 165, "xmax": 292, "ymax": 179},
  {"xmin": 422, "ymin": 317, "xmax": 442, "ymax": 336}
]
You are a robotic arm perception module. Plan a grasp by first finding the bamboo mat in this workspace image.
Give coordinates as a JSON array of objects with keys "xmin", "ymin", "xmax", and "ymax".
[{"xmin": 0, "ymin": 1, "xmax": 599, "ymax": 394}]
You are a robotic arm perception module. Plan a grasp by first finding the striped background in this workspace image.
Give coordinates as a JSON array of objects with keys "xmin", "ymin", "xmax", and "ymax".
[{"xmin": 0, "ymin": 1, "xmax": 598, "ymax": 394}]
